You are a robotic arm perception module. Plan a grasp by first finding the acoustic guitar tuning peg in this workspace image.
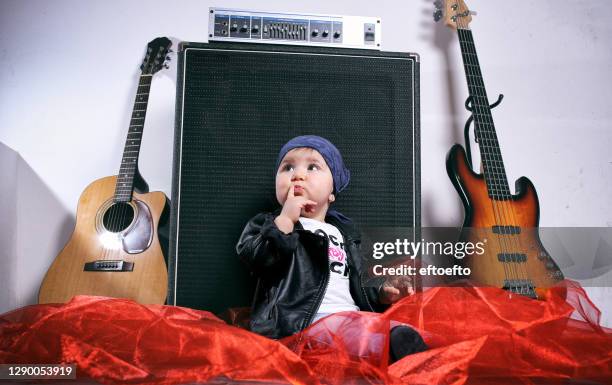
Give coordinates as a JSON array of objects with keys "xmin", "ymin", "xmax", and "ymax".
[
  {"xmin": 164, "ymin": 63, "xmax": 170, "ymax": 69},
  {"xmin": 433, "ymin": 9, "xmax": 443, "ymax": 22},
  {"xmin": 166, "ymin": 56, "xmax": 171, "ymax": 61},
  {"xmin": 433, "ymin": 0, "xmax": 443, "ymax": 9}
]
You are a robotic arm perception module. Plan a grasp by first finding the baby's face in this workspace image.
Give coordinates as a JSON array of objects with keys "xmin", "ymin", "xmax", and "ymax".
[{"xmin": 276, "ymin": 147, "xmax": 334, "ymax": 210}]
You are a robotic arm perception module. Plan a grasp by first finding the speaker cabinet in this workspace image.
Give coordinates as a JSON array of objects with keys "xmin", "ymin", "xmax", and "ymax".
[{"xmin": 170, "ymin": 42, "xmax": 420, "ymax": 314}]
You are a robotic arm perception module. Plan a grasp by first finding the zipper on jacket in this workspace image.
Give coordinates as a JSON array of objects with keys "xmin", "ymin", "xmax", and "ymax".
[
  {"xmin": 359, "ymin": 270, "xmax": 376, "ymax": 312},
  {"xmin": 298, "ymin": 220, "xmax": 369, "ymax": 330},
  {"xmin": 345, "ymin": 233, "xmax": 375, "ymax": 313},
  {"xmin": 301, "ymin": 250, "xmax": 330, "ymax": 330},
  {"xmin": 329, "ymin": 219, "xmax": 376, "ymax": 313},
  {"xmin": 348, "ymin": 236, "xmax": 375, "ymax": 312},
  {"xmin": 293, "ymin": 235, "xmax": 329, "ymax": 352}
]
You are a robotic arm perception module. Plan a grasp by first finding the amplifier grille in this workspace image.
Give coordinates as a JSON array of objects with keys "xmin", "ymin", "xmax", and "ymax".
[{"xmin": 170, "ymin": 43, "xmax": 420, "ymax": 314}]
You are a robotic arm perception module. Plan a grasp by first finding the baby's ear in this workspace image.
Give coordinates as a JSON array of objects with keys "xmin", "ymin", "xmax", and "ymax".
[{"xmin": 329, "ymin": 194, "xmax": 336, "ymax": 203}]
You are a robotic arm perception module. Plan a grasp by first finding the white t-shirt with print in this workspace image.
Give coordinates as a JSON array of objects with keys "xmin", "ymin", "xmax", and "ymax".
[{"xmin": 298, "ymin": 217, "xmax": 359, "ymax": 324}]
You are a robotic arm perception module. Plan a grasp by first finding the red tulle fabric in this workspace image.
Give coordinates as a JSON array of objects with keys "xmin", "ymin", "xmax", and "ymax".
[{"xmin": 1, "ymin": 281, "xmax": 610, "ymax": 385}]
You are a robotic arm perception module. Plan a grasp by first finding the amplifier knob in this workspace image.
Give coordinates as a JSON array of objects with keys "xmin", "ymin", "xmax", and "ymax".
[
  {"xmin": 252, "ymin": 25, "xmax": 260, "ymax": 33},
  {"xmin": 240, "ymin": 24, "xmax": 248, "ymax": 32},
  {"xmin": 333, "ymin": 31, "xmax": 341, "ymax": 39},
  {"xmin": 312, "ymin": 29, "xmax": 319, "ymax": 37},
  {"xmin": 230, "ymin": 23, "xmax": 238, "ymax": 32},
  {"xmin": 322, "ymin": 30, "xmax": 329, "ymax": 37}
]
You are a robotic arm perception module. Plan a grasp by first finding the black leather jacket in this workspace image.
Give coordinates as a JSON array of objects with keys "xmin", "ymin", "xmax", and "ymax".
[{"xmin": 236, "ymin": 211, "xmax": 388, "ymax": 339}]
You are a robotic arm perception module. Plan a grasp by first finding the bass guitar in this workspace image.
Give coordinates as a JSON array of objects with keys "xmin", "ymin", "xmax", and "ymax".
[
  {"xmin": 39, "ymin": 37, "xmax": 172, "ymax": 305},
  {"xmin": 436, "ymin": 1, "xmax": 564, "ymax": 298}
]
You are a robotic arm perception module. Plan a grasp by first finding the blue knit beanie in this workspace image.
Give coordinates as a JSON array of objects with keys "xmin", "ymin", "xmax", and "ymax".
[{"xmin": 276, "ymin": 135, "xmax": 350, "ymax": 195}]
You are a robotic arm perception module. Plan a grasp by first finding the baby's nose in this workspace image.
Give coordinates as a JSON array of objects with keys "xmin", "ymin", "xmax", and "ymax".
[{"xmin": 291, "ymin": 170, "xmax": 306, "ymax": 181}]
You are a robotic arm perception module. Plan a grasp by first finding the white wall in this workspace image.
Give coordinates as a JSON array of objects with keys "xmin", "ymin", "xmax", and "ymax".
[
  {"xmin": 0, "ymin": 143, "xmax": 18, "ymax": 311},
  {"xmin": 1, "ymin": 0, "xmax": 611, "ymax": 323}
]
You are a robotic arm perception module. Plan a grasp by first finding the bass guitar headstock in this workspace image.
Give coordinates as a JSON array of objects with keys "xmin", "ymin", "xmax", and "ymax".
[
  {"xmin": 434, "ymin": 0, "xmax": 474, "ymax": 30},
  {"xmin": 140, "ymin": 37, "xmax": 172, "ymax": 75}
]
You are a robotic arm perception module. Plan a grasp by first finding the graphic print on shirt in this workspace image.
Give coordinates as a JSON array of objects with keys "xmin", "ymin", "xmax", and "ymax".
[
  {"xmin": 298, "ymin": 217, "xmax": 360, "ymax": 319},
  {"xmin": 312, "ymin": 228, "xmax": 350, "ymax": 277}
]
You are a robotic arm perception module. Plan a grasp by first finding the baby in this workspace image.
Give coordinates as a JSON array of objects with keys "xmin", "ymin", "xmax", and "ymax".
[{"xmin": 236, "ymin": 135, "xmax": 427, "ymax": 362}]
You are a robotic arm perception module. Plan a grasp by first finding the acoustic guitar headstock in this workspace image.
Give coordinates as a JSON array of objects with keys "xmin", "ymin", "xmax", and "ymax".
[
  {"xmin": 433, "ymin": 0, "xmax": 474, "ymax": 30},
  {"xmin": 140, "ymin": 37, "xmax": 172, "ymax": 75}
]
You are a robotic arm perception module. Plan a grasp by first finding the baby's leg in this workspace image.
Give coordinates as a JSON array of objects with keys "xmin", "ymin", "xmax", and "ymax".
[{"xmin": 300, "ymin": 313, "xmax": 427, "ymax": 365}]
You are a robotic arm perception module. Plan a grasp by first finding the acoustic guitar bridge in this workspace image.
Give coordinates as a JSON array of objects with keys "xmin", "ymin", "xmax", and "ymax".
[{"xmin": 84, "ymin": 260, "xmax": 134, "ymax": 272}]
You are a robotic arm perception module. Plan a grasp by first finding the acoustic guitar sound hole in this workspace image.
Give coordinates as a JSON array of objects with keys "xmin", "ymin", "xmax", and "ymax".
[{"xmin": 102, "ymin": 203, "xmax": 135, "ymax": 233}]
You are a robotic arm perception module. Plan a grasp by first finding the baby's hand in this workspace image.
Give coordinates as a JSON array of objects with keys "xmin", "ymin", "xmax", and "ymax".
[
  {"xmin": 379, "ymin": 275, "xmax": 415, "ymax": 304},
  {"xmin": 275, "ymin": 185, "xmax": 317, "ymax": 233}
]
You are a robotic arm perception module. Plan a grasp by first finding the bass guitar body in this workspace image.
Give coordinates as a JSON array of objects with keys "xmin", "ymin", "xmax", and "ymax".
[
  {"xmin": 447, "ymin": 145, "xmax": 563, "ymax": 298},
  {"xmin": 435, "ymin": 1, "xmax": 564, "ymax": 299},
  {"xmin": 38, "ymin": 176, "xmax": 169, "ymax": 304}
]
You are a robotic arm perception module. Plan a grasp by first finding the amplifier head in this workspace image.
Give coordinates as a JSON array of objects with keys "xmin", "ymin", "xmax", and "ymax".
[{"xmin": 209, "ymin": 8, "xmax": 382, "ymax": 49}]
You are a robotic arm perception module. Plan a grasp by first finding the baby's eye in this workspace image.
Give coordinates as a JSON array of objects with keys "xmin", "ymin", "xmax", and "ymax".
[
  {"xmin": 282, "ymin": 164, "xmax": 294, "ymax": 172},
  {"xmin": 308, "ymin": 164, "xmax": 320, "ymax": 171}
]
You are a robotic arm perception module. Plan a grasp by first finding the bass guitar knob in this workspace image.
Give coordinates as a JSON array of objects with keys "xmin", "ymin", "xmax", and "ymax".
[{"xmin": 538, "ymin": 251, "xmax": 548, "ymax": 260}]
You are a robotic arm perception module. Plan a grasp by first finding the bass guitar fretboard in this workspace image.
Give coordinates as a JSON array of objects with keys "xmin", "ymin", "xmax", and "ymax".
[{"xmin": 458, "ymin": 27, "xmax": 511, "ymax": 200}]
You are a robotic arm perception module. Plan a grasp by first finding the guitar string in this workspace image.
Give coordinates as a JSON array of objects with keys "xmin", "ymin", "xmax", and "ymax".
[
  {"xmin": 458, "ymin": 25, "xmax": 526, "ymax": 294},
  {"xmin": 114, "ymin": 67, "xmax": 141, "ymax": 244},
  {"xmin": 458, "ymin": 27, "xmax": 532, "ymax": 294},
  {"xmin": 109, "ymin": 74, "xmax": 138, "ymax": 258},
  {"xmin": 454, "ymin": 6, "xmax": 519, "ymax": 292},
  {"xmin": 107, "ymin": 72, "xmax": 149, "ymax": 263},
  {"xmin": 109, "ymin": 68, "xmax": 139, "ymax": 257},
  {"xmin": 96, "ymin": 46, "xmax": 166, "ymax": 276},
  {"xmin": 119, "ymin": 74, "xmax": 150, "ymax": 262},
  {"xmin": 454, "ymin": 6, "xmax": 513, "ymax": 289},
  {"xmin": 458, "ymin": 27, "xmax": 521, "ymax": 291},
  {"xmin": 456, "ymin": 10, "xmax": 531, "ymax": 294}
]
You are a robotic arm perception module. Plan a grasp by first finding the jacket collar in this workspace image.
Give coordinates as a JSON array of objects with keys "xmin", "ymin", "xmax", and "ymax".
[{"xmin": 272, "ymin": 208, "xmax": 360, "ymax": 242}]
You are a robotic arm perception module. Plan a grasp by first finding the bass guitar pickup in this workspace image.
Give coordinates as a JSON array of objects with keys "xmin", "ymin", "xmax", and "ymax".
[
  {"xmin": 497, "ymin": 253, "xmax": 527, "ymax": 263},
  {"xmin": 492, "ymin": 225, "xmax": 521, "ymax": 235},
  {"xmin": 84, "ymin": 260, "xmax": 134, "ymax": 272}
]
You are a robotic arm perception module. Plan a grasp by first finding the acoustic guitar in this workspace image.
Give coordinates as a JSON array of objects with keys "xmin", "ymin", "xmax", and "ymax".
[
  {"xmin": 39, "ymin": 37, "xmax": 172, "ymax": 305},
  {"xmin": 436, "ymin": 1, "xmax": 564, "ymax": 298}
]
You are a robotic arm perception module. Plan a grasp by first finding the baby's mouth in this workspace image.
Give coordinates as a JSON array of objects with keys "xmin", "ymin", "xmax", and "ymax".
[{"xmin": 294, "ymin": 185, "xmax": 304, "ymax": 196}]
